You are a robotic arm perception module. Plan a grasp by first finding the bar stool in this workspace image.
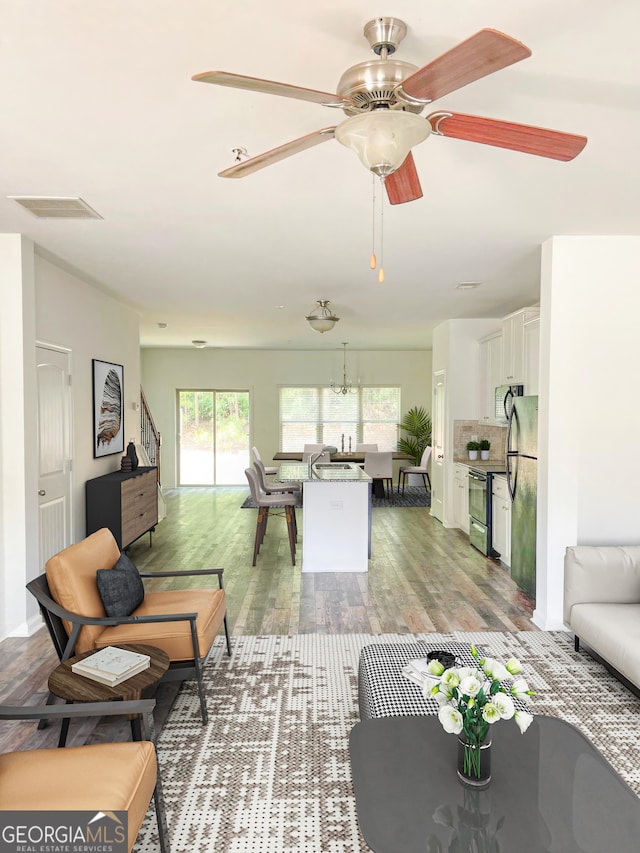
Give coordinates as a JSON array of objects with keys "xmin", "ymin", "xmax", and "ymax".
[
  {"xmin": 254, "ymin": 458, "xmax": 301, "ymax": 497},
  {"xmin": 252, "ymin": 445, "xmax": 277, "ymax": 476},
  {"xmin": 245, "ymin": 468, "xmax": 299, "ymax": 566}
]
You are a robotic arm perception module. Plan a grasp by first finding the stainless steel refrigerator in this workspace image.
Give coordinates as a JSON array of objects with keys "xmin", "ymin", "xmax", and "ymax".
[{"xmin": 506, "ymin": 395, "xmax": 538, "ymax": 597}]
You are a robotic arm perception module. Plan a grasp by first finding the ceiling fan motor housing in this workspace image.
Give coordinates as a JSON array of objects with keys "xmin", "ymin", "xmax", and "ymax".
[{"xmin": 337, "ymin": 59, "xmax": 423, "ymax": 116}]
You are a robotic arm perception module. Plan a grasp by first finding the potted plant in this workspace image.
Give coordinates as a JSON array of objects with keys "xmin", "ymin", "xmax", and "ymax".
[
  {"xmin": 479, "ymin": 439, "xmax": 491, "ymax": 461},
  {"xmin": 466, "ymin": 440, "xmax": 480, "ymax": 461},
  {"xmin": 398, "ymin": 406, "xmax": 432, "ymax": 466}
]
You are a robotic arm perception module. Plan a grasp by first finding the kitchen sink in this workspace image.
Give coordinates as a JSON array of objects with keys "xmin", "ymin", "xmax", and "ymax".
[{"xmin": 314, "ymin": 463, "xmax": 352, "ymax": 469}]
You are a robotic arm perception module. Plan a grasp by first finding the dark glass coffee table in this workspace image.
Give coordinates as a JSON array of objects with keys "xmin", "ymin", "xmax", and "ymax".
[{"xmin": 350, "ymin": 715, "xmax": 640, "ymax": 853}]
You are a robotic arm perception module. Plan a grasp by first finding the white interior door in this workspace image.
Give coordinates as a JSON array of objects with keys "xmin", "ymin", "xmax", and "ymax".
[
  {"xmin": 37, "ymin": 345, "xmax": 72, "ymax": 568},
  {"xmin": 431, "ymin": 370, "xmax": 446, "ymax": 522}
]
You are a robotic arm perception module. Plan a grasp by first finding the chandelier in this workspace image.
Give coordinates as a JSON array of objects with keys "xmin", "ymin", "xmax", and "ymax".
[
  {"xmin": 332, "ymin": 343, "xmax": 359, "ymax": 396},
  {"xmin": 306, "ymin": 300, "xmax": 340, "ymax": 333}
]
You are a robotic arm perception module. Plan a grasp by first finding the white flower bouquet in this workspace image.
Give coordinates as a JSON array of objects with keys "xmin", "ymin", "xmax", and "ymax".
[{"xmin": 425, "ymin": 646, "xmax": 535, "ymax": 780}]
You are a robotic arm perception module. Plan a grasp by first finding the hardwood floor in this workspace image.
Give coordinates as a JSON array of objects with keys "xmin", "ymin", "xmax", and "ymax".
[{"xmin": 0, "ymin": 486, "xmax": 534, "ymax": 752}]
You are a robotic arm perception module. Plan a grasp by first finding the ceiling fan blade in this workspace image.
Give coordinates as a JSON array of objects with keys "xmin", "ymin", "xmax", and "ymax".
[
  {"xmin": 218, "ymin": 128, "xmax": 336, "ymax": 178},
  {"xmin": 384, "ymin": 153, "xmax": 423, "ymax": 205},
  {"xmin": 428, "ymin": 111, "xmax": 587, "ymax": 161},
  {"xmin": 192, "ymin": 71, "xmax": 348, "ymax": 107},
  {"xmin": 399, "ymin": 29, "xmax": 531, "ymax": 103}
]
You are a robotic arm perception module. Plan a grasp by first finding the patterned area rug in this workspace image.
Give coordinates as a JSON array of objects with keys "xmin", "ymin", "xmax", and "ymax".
[
  {"xmin": 240, "ymin": 485, "xmax": 430, "ymax": 509},
  {"xmin": 134, "ymin": 632, "xmax": 640, "ymax": 852}
]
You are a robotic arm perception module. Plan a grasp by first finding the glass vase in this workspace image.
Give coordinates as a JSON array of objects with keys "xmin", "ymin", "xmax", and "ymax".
[{"xmin": 457, "ymin": 733, "xmax": 492, "ymax": 789}]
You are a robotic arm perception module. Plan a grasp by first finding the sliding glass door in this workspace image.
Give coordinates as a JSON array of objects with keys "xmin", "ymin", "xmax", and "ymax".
[{"xmin": 177, "ymin": 390, "xmax": 250, "ymax": 485}]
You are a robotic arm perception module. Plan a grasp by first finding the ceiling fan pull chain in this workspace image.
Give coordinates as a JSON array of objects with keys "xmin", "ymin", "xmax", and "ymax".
[
  {"xmin": 370, "ymin": 174, "xmax": 377, "ymax": 270},
  {"xmin": 378, "ymin": 178, "xmax": 385, "ymax": 284}
]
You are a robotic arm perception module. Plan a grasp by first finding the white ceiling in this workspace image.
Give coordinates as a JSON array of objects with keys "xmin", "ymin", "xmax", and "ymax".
[{"xmin": 1, "ymin": 0, "xmax": 639, "ymax": 350}]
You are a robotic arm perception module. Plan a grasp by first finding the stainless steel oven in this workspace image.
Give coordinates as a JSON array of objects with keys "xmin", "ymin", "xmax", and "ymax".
[{"xmin": 468, "ymin": 469, "xmax": 491, "ymax": 556}]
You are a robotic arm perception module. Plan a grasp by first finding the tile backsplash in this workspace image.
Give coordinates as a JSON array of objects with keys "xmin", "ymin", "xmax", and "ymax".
[{"xmin": 454, "ymin": 420, "xmax": 507, "ymax": 461}]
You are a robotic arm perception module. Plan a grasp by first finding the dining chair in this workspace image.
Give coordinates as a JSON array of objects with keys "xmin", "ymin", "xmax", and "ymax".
[
  {"xmin": 364, "ymin": 451, "xmax": 394, "ymax": 501},
  {"xmin": 398, "ymin": 446, "xmax": 432, "ymax": 494},
  {"xmin": 245, "ymin": 467, "xmax": 299, "ymax": 566},
  {"xmin": 302, "ymin": 450, "xmax": 331, "ymax": 464},
  {"xmin": 252, "ymin": 445, "xmax": 278, "ymax": 476},
  {"xmin": 303, "ymin": 443, "xmax": 324, "ymax": 454},
  {"xmin": 356, "ymin": 443, "xmax": 378, "ymax": 452}
]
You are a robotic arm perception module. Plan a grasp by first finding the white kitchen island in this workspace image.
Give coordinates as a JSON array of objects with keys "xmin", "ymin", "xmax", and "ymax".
[{"xmin": 277, "ymin": 462, "xmax": 372, "ymax": 572}]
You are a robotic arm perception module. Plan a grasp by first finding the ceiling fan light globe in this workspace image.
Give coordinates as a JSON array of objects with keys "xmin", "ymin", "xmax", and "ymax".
[{"xmin": 335, "ymin": 111, "xmax": 430, "ymax": 175}]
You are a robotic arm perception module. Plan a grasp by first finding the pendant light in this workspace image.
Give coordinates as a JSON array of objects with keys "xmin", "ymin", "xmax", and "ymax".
[{"xmin": 306, "ymin": 300, "xmax": 340, "ymax": 333}]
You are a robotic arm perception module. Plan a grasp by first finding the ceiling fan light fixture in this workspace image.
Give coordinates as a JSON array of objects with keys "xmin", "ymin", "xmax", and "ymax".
[
  {"xmin": 306, "ymin": 300, "xmax": 340, "ymax": 333},
  {"xmin": 335, "ymin": 110, "xmax": 430, "ymax": 177}
]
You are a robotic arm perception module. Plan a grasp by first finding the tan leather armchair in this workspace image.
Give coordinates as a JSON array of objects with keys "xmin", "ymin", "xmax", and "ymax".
[
  {"xmin": 0, "ymin": 698, "xmax": 169, "ymax": 852},
  {"xmin": 27, "ymin": 528, "xmax": 231, "ymax": 725}
]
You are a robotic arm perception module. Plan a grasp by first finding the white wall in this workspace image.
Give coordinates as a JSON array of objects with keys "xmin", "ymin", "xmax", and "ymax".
[
  {"xmin": 432, "ymin": 319, "xmax": 502, "ymax": 526},
  {"xmin": 35, "ymin": 253, "xmax": 142, "ymax": 539},
  {"xmin": 536, "ymin": 236, "xmax": 640, "ymax": 629},
  {"xmin": 0, "ymin": 239, "xmax": 142, "ymax": 640},
  {"xmin": 141, "ymin": 347, "xmax": 432, "ymax": 489},
  {"xmin": 0, "ymin": 236, "xmax": 38, "ymax": 638}
]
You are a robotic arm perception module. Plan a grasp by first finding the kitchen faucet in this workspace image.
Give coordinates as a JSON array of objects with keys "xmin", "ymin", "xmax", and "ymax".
[{"xmin": 308, "ymin": 446, "xmax": 331, "ymax": 476}]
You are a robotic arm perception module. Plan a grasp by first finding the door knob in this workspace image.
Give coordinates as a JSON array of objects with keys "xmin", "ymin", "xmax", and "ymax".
[{"xmin": 38, "ymin": 489, "xmax": 46, "ymax": 496}]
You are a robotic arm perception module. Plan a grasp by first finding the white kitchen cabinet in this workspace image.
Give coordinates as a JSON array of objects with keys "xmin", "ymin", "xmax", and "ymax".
[
  {"xmin": 501, "ymin": 308, "xmax": 540, "ymax": 385},
  {"xmin": 479, "ymin": 332, "xmax": 503, "ymax": 425},
  {"xmin": 453, "ymin": 463, "xmax": 469, "ymax": 533},
  {"xmin": 524, "ymin": 317, "xmax": 540, "ymax": 396},
  {"xmin": 491, "ymin": 475, "xmax": 511, "ymax": 567}
]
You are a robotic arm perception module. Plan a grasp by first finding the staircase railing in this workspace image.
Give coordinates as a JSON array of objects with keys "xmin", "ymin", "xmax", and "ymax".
[{"xmin": 140, "ymin": 386, "xmax": 161, "ymax": 484}]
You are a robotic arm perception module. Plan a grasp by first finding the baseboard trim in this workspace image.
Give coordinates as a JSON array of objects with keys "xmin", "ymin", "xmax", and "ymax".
[{"xmin": 7, "ymin": 613, "xmax": 43, "ymax": 638}]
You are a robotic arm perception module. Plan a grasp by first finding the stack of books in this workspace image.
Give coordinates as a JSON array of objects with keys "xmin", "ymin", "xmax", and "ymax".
[{"xmin": 71, "ymin": 646, "xmax": 151, "ymax": 686}]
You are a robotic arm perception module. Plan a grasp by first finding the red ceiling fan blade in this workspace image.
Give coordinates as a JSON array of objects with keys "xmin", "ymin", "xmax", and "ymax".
[
  {"xmin": 428, "ymin": 111, "xmax": 587, "ymax": 161},
  {"xmin": 218, "ymin": 128, "xmax": 336, "ymax": 178},
  {"xmin": 192, "ymin": 71, "xmax": 349, "ymax": 107},
  {"xmin": 384, "ymin": 153, "xmax": 423, "ymax": 205},
  {"xmin": 399, "ymin": 29, "xmax": 531, "ymax": 103}
]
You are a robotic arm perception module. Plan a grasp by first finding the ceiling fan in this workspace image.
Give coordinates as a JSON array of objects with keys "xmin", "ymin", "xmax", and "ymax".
[{"xmin": 192, "ymin": 18, "xmax": 587, "ymax": 205}]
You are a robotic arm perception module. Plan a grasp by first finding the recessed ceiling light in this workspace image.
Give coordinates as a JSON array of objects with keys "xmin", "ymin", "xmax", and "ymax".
[
  {"xmin": 192, "ymin": 340, "xmax": 207, "ymax": 348},
  {"xmin": 157, "ymin": 322, "xmax": 168, "ymax": 328},
  {"xmin": 456, "ymin": 281, "xmax": 480, "ymax": 290}
]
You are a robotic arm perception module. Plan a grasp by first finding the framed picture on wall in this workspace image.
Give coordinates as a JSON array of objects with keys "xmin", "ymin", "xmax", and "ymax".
[{"xmin": 92, "ymin": 359, "xmax": 125, "ymax": 458}]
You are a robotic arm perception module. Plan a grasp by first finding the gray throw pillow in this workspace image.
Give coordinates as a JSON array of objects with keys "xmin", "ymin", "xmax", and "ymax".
[{"xmin": 96, "ymin": 552, "xmax": 145, "ymax": 617}]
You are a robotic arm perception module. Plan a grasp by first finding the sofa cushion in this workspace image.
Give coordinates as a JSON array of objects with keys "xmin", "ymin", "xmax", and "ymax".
[
  {"xmin": 564, "ymin": 545, "xmax": 640, "ymax": 625},
  {"xmin": 45, "ymin": 528, "xmax": 120, "ymax": 653},
  {"xmin": 571, "ymin": 602, "xmax": 640, "ymax": 688},
  {"xmin": 96, "ymin": 552, "xmax": 145, "ymax": 617},
  {"xmin": 95, "ymin": 588, "xmax": 226, "ymax": 661},
  {"xmin": 0, "ymin": 741, "xmax": 156, "ymax": 850}
]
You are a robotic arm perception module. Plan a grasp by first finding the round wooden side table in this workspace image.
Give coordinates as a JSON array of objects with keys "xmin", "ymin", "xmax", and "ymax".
[{"xmin": 48, "ymin": 643, "xmax": 170, "ymax": 746}]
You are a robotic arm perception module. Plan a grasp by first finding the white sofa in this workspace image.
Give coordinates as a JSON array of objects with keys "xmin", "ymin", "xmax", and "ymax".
[{"xmin": 564, "ymin": 545, "xmax": 640, "ymax": 693}]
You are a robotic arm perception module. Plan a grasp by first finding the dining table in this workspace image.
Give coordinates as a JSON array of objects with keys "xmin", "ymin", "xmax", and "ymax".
[{"xmin": 273, "ymin": 451, "xmax": 412, "ymax": 463}]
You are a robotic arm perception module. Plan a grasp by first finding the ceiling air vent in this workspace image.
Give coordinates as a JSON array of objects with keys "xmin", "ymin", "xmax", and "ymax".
[{"xmin": 7, "ymin": 196, "xmax": 103, "ymax": 219}]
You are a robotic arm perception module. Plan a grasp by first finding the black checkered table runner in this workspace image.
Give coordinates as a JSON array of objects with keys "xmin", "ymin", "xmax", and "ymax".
[{"xmin": 358, "ymin": 641, "xmax": 528, "ymax": 720}]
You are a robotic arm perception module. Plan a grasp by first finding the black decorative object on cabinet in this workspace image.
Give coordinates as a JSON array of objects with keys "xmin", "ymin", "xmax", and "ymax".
[
  {"xmin": 86, "ymin": 466, "xmax": 158, "ymax": 549},
  {"xmin": 126, "ymin": 440, "xmax": 139, "ymax": 470}
]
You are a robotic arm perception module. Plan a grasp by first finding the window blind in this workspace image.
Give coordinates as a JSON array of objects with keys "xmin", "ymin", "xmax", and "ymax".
[{"xmin": 279, "ymin": 386, "xmax": 400, "ymax": 452}]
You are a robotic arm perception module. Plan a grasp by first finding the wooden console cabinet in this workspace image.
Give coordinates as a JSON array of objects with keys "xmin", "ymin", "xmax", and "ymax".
[{"xmin": 86, "ymin": 466, "xmax": 158, "ymax": 548}]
